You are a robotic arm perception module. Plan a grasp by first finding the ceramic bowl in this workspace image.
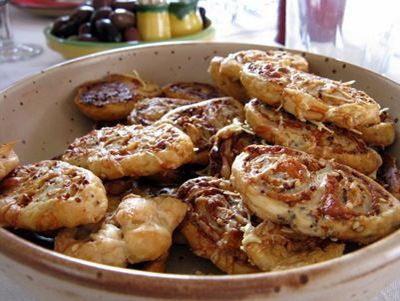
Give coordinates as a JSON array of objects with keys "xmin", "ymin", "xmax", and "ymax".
[
  {"xmin": 44, "ymin": 21, "xmax": 215, "ymax": 59},
  {"xmin": 1, "ymin": 42, "xmax": 400, "ymax": 301}
]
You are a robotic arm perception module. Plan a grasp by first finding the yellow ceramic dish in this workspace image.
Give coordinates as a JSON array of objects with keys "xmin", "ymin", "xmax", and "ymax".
[{"xmin": 44, "ymin": 21, "xmax": 214, "ymax": 59}]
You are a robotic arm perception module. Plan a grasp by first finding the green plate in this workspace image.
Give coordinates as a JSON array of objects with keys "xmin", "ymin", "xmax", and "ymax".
[{"xmin": 44, "ymin": 21, "xmax": 215, "ymax": 59}]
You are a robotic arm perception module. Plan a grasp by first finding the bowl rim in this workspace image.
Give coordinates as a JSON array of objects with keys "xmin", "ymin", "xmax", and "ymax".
[
  {"xmin": 44, "ymin": 19, "xmax": 215, "ymax": 49},
  {"xmin": 1, "ymin": 41, "xmax": 400, "ymax": 299}
]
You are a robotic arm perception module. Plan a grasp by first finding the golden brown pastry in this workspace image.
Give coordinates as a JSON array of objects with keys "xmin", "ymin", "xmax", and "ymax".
[
  {"xmin": 242, "ymin": 221, "xmax": 344, "ymax": 271},
  {"xmin": 356, "ymin": 111, "xmax": 396, "ymax": 147},
  {"xmin": 208, "ymin": 56, "xmax": 249, "ymax": 101},
  {"xmin": 55, "ymin": 193, "xmax": 187, "ymax": 267},
  {"xmin": 209, "ymin": 121, "xmax": 261, "ymax": 179},
  {"xmin": 240, "ymin": 61, "xmax": 381, "ymax": 129},
  {"xmin": 245, "ymin": 99, "xmax": 382, "ymax": 175},
  {"xmin": 162, "ymin": 82, "xmax": 224, "ymax": 101},
  {"xmin": 231, "ymin": 145, "xmax": 400, "ymax": 244},
  {"xmin": 156, "ymin": 97, "xmax": 244, "ymax": 165},
  {"xmin": 0, "ymin": 142, "xmax": 19, "ymax": 181},
  {"xmin": 140, "ymin": 251, "xmax": 169, "ymax": 273},
  {"xmin": 208, "ymin": 50, "xmax": 309, "ymax": 103},
  {"xmin": 0, "ymin": 160, "xmax": 107, "ymax": 231},
  {"xmin": 61, "ymin": 123, "xmax": 194, "ymax": 180},
  {"xmin": 127, "ymin": 97, "xmax": 194, "ymax": 126},
  {"xmin": 75, "ymin": 73, "xmax": 162, "ymax": 121},
  {"xmin": 178, "ymin": 176, "xmax": 259, "ymax": 274},
  {"xmin": 220, "ymin": 49, "xmax": 309, "ymax": 81}
]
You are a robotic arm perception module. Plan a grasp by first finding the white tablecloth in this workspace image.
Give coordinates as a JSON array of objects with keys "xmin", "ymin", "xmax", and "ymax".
[{"xmin": 1, "ymin": 4, "xmax": 400, "ymax": 301}]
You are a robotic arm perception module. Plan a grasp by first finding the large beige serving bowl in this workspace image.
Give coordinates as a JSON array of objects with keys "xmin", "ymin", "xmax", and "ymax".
[{"xmin": 1, "ymin": 42, "xmax": 400, "ymax": 301}]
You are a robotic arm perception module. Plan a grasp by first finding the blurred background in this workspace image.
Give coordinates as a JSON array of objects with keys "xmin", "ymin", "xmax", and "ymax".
[
  {"xmin": 1, "ymin": 0, "xmax": 400, "ymax": 86},
  {"xmin": 2, "ymin": 1, "xmax": 400, "ymax": 301}
]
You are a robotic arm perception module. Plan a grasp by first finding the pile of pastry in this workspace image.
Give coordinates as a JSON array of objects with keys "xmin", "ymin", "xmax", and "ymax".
[{"xmin": 1, "ymin": 49, "xmax": 400, "ymax": 274}]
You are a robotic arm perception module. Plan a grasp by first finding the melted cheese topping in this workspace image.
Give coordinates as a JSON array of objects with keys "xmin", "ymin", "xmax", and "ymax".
[
  {"xmin": 240, "ymin": 61, "xmax": 381, "ymax": 129},
  {"xmin": 220, "ymin": 49, "xmax": 309, "ymax": 80},
  {"xmin": 62, "ymin": 123, "xmax": 194, "ymax": 180},
  {"xmin": 245, "ymin": 99, "xmax": 382, "ymax": 175},
  {"xmin": 231, "ymin": 145, "xmax": 400, "ymax": 244},
  {"xmin": 0, "ymin": 160, "xmax": 107, "ymax": 231}
]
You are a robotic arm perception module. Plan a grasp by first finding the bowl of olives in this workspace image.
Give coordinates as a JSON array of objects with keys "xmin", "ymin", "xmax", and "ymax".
[{"xmin": 45, "ymin": 0, "xmax": 214, "ymax": 59}]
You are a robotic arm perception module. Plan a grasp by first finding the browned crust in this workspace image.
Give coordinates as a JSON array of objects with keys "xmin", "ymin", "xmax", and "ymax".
[
  {"xmin": 162, "ymin": 82, "xmax": 224, "ymax": 101},
  {"xmin": 127, "ymin": 97, "xmax": 194, "ymax": 126},
  {"xmin": 245, "ymin": 99, "xmax": 382, "ymax": 175},
  {"xmin": 232, "ymin": 145, "xmax": 400, "ymax": 243},
  {"xmin": 75, "ymin": 74, "xmax": 161, "ymax": 121},
  {"xmin": 177, "ymin": 176, "xmax": 258, "ymax": 274}
]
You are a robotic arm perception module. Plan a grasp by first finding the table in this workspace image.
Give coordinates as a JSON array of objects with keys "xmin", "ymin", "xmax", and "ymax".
[{"xmin": 1, "ymin": 2, "xmax": 400, "ymax": 301}]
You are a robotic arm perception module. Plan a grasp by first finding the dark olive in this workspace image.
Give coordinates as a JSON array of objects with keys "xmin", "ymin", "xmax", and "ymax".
[
  {"xmin": 123, "ymin": 26, "xmax": 140, "ymax": 41},
  {"xmin": 92, "ymin": 0, "xmax": 112, "ymax": 9},
  {"xmin": 198, "ymin": 6, "xmax": 207, "ymax": 28},
  {"xmin": 91, "ymin": 6, "xmax": 113, "ymax": 23},
  {"xmin": 78, "ymin": 33, "xmax": 99, "ymax": 42},
  {"xmin": 51, "ymin": 16, "xmax": 79, "ymax": 38},
  {"xmin": 71, "ymin": 5, "xmax": 94, "ymax": 24},
  {"xmin": 78, "ymin": 22, "xmax": 92, "ymax": 35},
  {"xmin": 95, "ymin": 18, "xmax": 122, "ymax": 42},
  {"xmin": 112, "ymin": 0, "xmax": 136, "ymax": 12},
  {"xmin": 51, "ymin": 15, "xmax": 70, "ymax": 36},
  {"xmin": 110, "ymin": 8, "xmax": 135, "ymax": 30}
]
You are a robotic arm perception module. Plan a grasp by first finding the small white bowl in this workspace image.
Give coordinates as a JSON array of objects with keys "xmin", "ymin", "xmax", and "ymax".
[{"xmin": 1, "ymin": 42, "xmax": 400, "ymax": 301}]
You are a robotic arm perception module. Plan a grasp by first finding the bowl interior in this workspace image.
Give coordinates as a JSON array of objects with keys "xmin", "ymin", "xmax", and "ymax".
[{"xmin": 1, "ymin": 42, "xmax": 400, "ymax": 298}]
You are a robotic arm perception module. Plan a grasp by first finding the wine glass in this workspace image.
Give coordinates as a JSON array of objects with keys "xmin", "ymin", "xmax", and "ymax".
[{"xmin": 0, "ymin": 0, "xmax": 42, "ymax": 63}]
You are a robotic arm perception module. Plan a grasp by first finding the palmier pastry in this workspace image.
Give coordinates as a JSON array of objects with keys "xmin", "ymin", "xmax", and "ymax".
[
  {"xmin": 208, "ymin": 56, "xmax": 249, "ymax": 101},
  {"xmin": 240, "ymin": 61, "xmax": 381, "ymax": 129},
  {"xmin": 75, "ymin": 73, "xmax": 162, "ymax": 121},
  {"xmin": 209, "ymin": 122, "xmax": 261, "ymax": 179},
  {"xmin": 55, "ymin": 194, "xmax": 187, "ymax": 267},
  {"xmin": 127, "ymin": 97, "xmax": 194, "ymax": 126},
  {"xmin": 242, "ymin": 221, "xmax": 344, "ymax": 271},
  {"xmin": 231, "ymin": 145, "xmax": 400, "ymax": 244},
  {"xmin": 156, "ymin": 97, "xmax": 244, "ymax": 165},
  {"xmin": 0, "ymin": 142, "xmax": 19, "ymax": 181},
  {"xmin": 220, "ymin": 49, "xmax": 309, "ymax": 81},
  {"xmin": 61, "ymin": 123, "xmax": 194, "ymax": 180},
  {"xmin": 245, "ymin": 99, "xmax": 382, "ymax": 175},
  {"xmin": 0, "ymin": 160, "xmax": 107, "ymax": 231},
  {"xmin": 162, "ymin": 82, "xmax": 224, "ymax": 101},
  {"xmin": 178, "ymin": 176, "xmax": 259, "ymax": 274}
]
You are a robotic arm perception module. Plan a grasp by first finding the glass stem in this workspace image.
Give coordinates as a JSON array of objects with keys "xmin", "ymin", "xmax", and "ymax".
[{"xmin": 0, "ymin": 3, "xmax": 13, "ymax": 46}]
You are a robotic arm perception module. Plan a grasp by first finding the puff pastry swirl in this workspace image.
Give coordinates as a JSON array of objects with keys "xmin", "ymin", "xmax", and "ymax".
[
  {"xmin": 231, "ymin": 145, "xmax": 400, "ymax": 244},
  {"xmin": 178, "ymin": 176, "xmax": 259, "ymax": 274},
  {"xmin": 242, "ymin": 221, "xmax": 344, "ymax": 271},
  {"xmin": 245, "ymin": 99, "xmax": 382, "ymax": 175},
  {"xmin": 156, "ymin": 97, "xmax": 244, "ymax": 164},
  {"xmin": 62, "ymin": 123, "xmax": 194, "ymax": 180},
  {"xmin": 0, "ymin": 160, "xmax": 107, "ymax": 231},
  {"xmin": 240, "ymin": 61, "xmax": 381, "ymax": 129}
]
